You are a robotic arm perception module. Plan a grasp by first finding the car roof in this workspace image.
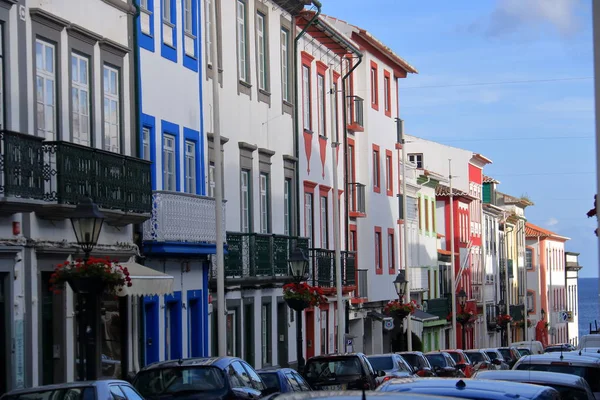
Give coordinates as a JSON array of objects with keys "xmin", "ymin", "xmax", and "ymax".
[
  {"xmin": 474, "ymin": 370, "xmax": 590, "ymax": 387},
  {"xmin": 306, "ymin": 353, "xmax": 365, "ymax": 361},
  {"xmin": 3, "ymin": 380, "xmax": 128, "ymax": 395},
  {"xmin": 140, "ymin": 357, "xmax": 238, "ymax": 370},
  {"xmin": 516, "ymin": 353, "xmax": 600, "ymax": 366},
  {"xmin": 380, "ymin": 378, "xmax": 558, "ymax": 398},
  {"xmin": 274, "ymin": 390, "xmax": 465, "ymax": 400},
  {"xmin": 257, "ymin": 367, "xmax": 298, "ymax": 373}
]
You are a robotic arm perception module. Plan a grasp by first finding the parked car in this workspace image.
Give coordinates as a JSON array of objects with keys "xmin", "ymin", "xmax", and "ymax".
[
  {"xmin": 512, "ymin": 341, "xmax": 545, "ymax": 355},
  {"xmin": 481, "ymin": 348, "xmax": 510, "ymax": 370},
  {"xmin": 513, "ymin": 353, "xmax": 600, "ymax": 400},
  {"xmin": 377, "ymin": 377, "xmax": 561, "ymax": 400},
  {"xmin": 445, "ymin": 350, "xmax": 476, "ymax": 377},
  {"xmin": 273, "ymin": 391, "xmax": 467, "ymax": 400},
  {"xmin": 257, "ymin": 367, "xmax": 313, "ymax": 395},
  {"xmin": 1, "ymin": 380, "xmax": 144, "ymax": 400},
  {"xmin": 423, "ymin": 351, "xmax": 463, "ymax": 377},
  {"xmin": 397, "ymin": 351, "xmax": 436, "ymax": 377},
  {"xmin": 302, "ymin": 353, "xmax": 384, "ymax": 391},
  {"xmin": 367, "ymin": 354, "xmax": 415, "ymax": 384},
  {"xmin": 546, "ymin": 344, "xmax": 577, "ymax": 353},
  {"xmin": 464, "ymin": 350, "xmax": 494, "ymax": 371},
  {"xmin": 474, "ymin": 370, "xmax": 595, "ymax": 400},
  {"xmin": 497, "ymin": 347, "xmax": 522, "ymax": 368},
  {"xmin": 580, "ymin": 335, "xmax": 600, "ymax": 350},
  {"xmin": 132, "ymin": 357, "xmax": 271, "ymax": 399}
]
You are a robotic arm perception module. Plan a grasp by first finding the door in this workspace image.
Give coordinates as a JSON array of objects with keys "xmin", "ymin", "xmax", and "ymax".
[
  {"xmin": 188, "ymin": 297, "xmax": 202, "ymax": 357},
  {"xmin": 277, "ymin": 302, "xmax": 288, "ymax": 367},
  {"xmin": 305, "ymin": 310, "xmax": 315, "ymax": 359},
  {"xmin": 144, "ymin": 296, "xmax": 159, "ymax": 365},
  {"xmin": 0, "ymin": 273, "xmax": 7, "ymax": 395},
  {"xmin": 41, "ymin": 272, "xmax": 54, "ymax": 384},
  {"xmin": 243, "ymin": 304, "xmax": 253, "ymax": 364}
]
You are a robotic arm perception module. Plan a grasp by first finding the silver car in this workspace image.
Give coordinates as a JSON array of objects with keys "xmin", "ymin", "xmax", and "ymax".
[{"xmin": 0, "ymin": 380, "xmax": 143, "ymax": 400}]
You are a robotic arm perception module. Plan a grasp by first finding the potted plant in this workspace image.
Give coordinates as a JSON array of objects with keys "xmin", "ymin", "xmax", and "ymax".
[
  {"xmin": 283, "ymin": 282, "xmax": 327, "ymax": 311},
  {"xmin": 496, "ymin": 313, "xmax": 512, "ymax": 328},
  {"xmin": 384, "ymin": 299, "xmax": 417, "ymax": 320},
  {"xmin": 50, "ymin": 256, "xmax": 132, "ymax": 295}
]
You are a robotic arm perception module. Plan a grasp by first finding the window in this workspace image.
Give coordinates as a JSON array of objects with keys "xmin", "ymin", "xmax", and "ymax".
[
  {"xmin": 418, "ymin": 196, "xmax": 423, "ymax": 230},
  {"xmin": 142, "ymin": 127, "xmax": 151, "ymax": 161},
  {"xmin": 374, "ymin": 228, "xmax": 382, "ymax": 274},
  {"xmin": 103, "ymin": 65, "xmax": 120, "ymax": 153},
  {"xmin": 526, "ymin": 248, "xmax": 533, "ymax": 270},
  {"xmin": 284, "ymin": 178, "xmax": 292, "ymax": 236},
  {"xmin": 385, "ymin": 152, "xmax": 393, "ymax": 196},
  {"xmin": 261, "ymin": 304, "xmax": 271, "ymax": 366},
  {"xmin": 256, "ymin": 12, "xmax": 267, "ymax": 91},
  {"xmin": 333, "ymin": 81, "xmax": 339, "ymax": 137},
  {"xmin": 317, "ymin": 74, "xmax": 326, "ymax": 136},
  {"xmin": 372, "ymin": 146, "xmax": 380, "ymax": 192},
  {"xmin": 241, "ymin": 169, "xmax": 251, "ymax": 233},
  {"xmin": 302, "ymin": 65, "xmax": 311, "ymax": 130},
  {"xmin": 370, "ymin": 64, "xmax": 378, "ymax": 107},
  {"xmin": 260, "ymin": 173, "xmax": 270, "ymax": 234},
  {"xmin": 161, "ymin": 0, "xmax": 176, "ymax": 59},
  {"xmin": 36, "ymin": 39, "xmax": 57, "ymax": 140},
  {"xmin": 71, "ymin": 53, "xmax": 90, "ymax": 146},
  {"xmin": 141, "ymin": 0, "xmax": 149, "ymax": 9},
  {"xmin": 162, "ymin": 0, "xmax": 171, "ymax": 22},
  {"xmin": 205, "ymin": 0, "xmax": 213, "ymax": 65},
  {"xmin": 384, "ymin": 73, "xmax": 391, "ymax": 113},
  {"xmin": 182, "ymin": 0, "xmax": 197, "ymax": 63},
  {"xmin": 425, "ymin": 198, "xmax": 430, "ymax": 233},
  {"xmin": 163, "ymin": 134, "xmax": 176, "ymax": 191},
  {"xmin": 184, "ymin": 140, "xmax": 196, "ymax": 194},
  {"xmin": 320, "ymin": 310, "xmax": 328, "ymax": 355},
  {"xmin": 236, "ymin": 0, "xmax": 248, "ymax": 82},
  {"xmin": 527, "ymin": 291, "xmax": 534, "ymax": 313},
  {"xmin": 281, "ymin": 28, "xmax": 290, "ymax": 102},
  {"xmin": 139, "ymin": 0, "xmax": 154, "ymax": 45},
  {"xmin": 208, "ymin": 162, "xmax": 216, "ymax": 197},
  {"xmin": 388, "ymin": 230, "xmax": 395, "ymax": 273},
  {"xmin": 408, "ymin": 153, "xmax": 423, "ymax": 169},
  {"xmin": 305, "ymin": 193, "xmax": 314, "ymax": 245},
  {"xmin": 184, "ymin": 0, "xmax": 192, "ymax": 34},
  {"xmin": 320, "ymin": 196, "xmax": 328, "ymax": 248}
]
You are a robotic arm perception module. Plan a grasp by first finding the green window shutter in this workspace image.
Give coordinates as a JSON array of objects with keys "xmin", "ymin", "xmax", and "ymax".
[
  {"xmin": 483, "ymin": 183, "xmax": 491, "ymax": 204},
  {"xmin": 398, "ymin": 194, "xmax": 404, "ymax": 219}
]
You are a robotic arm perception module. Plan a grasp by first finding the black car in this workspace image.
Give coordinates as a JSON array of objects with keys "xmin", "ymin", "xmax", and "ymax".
[
  {"xmin": 302, "ymin": 353, "xmax": 384, "ymax": 391},
  {"xmin": 367, "ymin": 354, "xmax": 415, "ymax": 384},
  {"xmin": 397, "ymin": 351, "xmax": 436, "ymax": 377},
  {"xmin": 424, "ymin": 351, "xmax": 463, "ymax": 378},
  {"xmin": 257, "ymin": 367, "xmax": 313, "ymax": 395},
  {"xmin": 133, "ymin": 357, "xmax": 270, "ymax": 400},
  {"xmin": 497, "ymin": 347, "xmax": 522, "ymax": 368}
]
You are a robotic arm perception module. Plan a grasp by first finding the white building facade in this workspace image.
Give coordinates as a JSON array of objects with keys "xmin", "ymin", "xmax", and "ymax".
[
  {"xmin": 565, "ymin": 252, "xmax": 581, "ymax": 347},
  {"xmin": 0, "ymin": 0, "xmax": 152, "ymax": 393}
]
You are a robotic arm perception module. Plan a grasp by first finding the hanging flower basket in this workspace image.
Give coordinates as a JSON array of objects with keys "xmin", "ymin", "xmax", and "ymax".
[
  {"xmin": 496, "ymin": 314, "xmax": 512, "ymax": 328},
  {"xmin": 514, "ymin": 318, "xmax": 533, "ymax": 328},
  {"xmin": 446, "ymin": 311, "xmax": 477, "ymax": 325},
  {"xmin": 50, "ymin": 257, "xmax": 132, "ymax": 295},
  {"xmin": 384, "ymin": 300, "xmax": 416, "ymax": 321},
  {"xmin": 283, "ymin": 282, "xmax": 327, "ymax": 311}
]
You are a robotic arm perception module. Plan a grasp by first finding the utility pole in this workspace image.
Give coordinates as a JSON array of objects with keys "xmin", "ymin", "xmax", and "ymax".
[
  {"xmin": 449, "ymin": 160, "xmax": 457, "ymax": 349},
  {"xmin": 210, "ymin": 0, "xmax": 226, "ymax": 357},
  {"xmin": 397, "ymin": 118, "xmax": 411, "ymax": 351},
  {"xmin": 481, "ymin": 212, "xmax": 487, "ymax": 349},
  {"xmin": 592, "ymin": 0, "xmax": 600, "ymax": 314},
  {"xmin": 330, "ymin": 65, "xmax": 344, "ymax": 354}
]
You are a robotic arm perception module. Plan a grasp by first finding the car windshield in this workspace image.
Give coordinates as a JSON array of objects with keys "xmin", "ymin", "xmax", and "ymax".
[
  {"xmin": 516, "ymin": 364, "xmax": 600, "ymax": 392},
  {"xmin": 401, "ymin": 354, "xmax": 427, "ymax": 369},
  {"xmin": 3, "ymin": 387, "xmax": 95, "ymax": 400},
  {"xmin": 425, "ymin": 354, "xmax": 447, "ymax": 368},
  {"xmin": 134, "ymin": 366, "xmax": 226, "ymax": 396},
  {"xmin": 367, "ymin": 356, "xmax": 394, "ymax": 371},
  {"xmin": 305, "ymin": 357, "xmax": 362, "ymax": 379},
  {"xmin": 519, "ymin": 349, "xmax": 532, "ymax": 356},
  {"xmin": 499, "ymin": 349, "xmax": 513, "ymax": 360},
  {"xmin": 257, "ymin": 373, "xmax": 280, "ymax": 391},
  {"xmin": 466, "ymin": 352, "xmax": 485, "ymax": 363}
]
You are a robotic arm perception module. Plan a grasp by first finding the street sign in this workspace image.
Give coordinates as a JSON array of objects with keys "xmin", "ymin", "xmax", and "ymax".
[
  {"xmin": 383, "ymin": 318, "xmax": 395, "ymax": 331},
  {"xmin": 560, "ymin": 311, "xmax": 569, "ymax": 323}
]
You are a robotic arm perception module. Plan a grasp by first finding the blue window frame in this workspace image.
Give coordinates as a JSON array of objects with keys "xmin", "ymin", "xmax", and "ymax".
[
  {"xmin": 187, "ymin": 289, "xmax": 204, "ymax": 357},
  {"xmin": 164, "ymin": 291, "xmax": 183, "ymax": 360},
  {"xmin": 141, "ymin": 114, "xmax": 157, "ymax": 189},
  {"xmin": 182, "ymin": 0, "xmax": 198, "ymax": 71},
  {"xmin": 143, "ymin": 296, "xmax": 160, "ymax": 365},
  {"xmin": 161, "ymin": 0, "xmax": 177, "ymax": 62},
  {"xmin": 183, "ymin": 127, "xmax": 202, "ymax": 195},
  {"xmin": 138, "ymin": 0, "xmax": 155, "ymax": 52},
  {"xmin": 161, "ymin": 120, "xmax": 181, "ymax": 192}
]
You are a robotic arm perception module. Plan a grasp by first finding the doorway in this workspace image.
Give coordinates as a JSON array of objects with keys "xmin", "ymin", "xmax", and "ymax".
[
  {"xmin": 305, "ymin": 310, "xmax": 315, "ymax": 359},
  {"xmin": 0, "ymin": 273, "xmax": 7, "ymax": 396},
  {"xmin": 40, "ymin": 272, "xmax": 55, "ymax": 385},
  {"xmin": 277, "ymin": 302, "xmax": 288, "ymax": 367}
]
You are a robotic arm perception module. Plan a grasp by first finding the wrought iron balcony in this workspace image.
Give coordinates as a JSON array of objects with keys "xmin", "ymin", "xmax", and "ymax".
[
  {"xmin": 0, "ymin": 130, "xmax": 152, "ymax": 223},
  {"xmin": 424, "ymin": 297, "xmax": 450, "ymax": 320},
  {"xmin": 357, "ymin": 269, "xmax": 368, "ymax": 299},
  {"xmin": 308, "ymin": 248, "xmax": 356, "ymax": 289},
  {"xmin": 143, "ymin": 191, "xmax": 226, "ymax": 244},
  {"xmin": 348, "ymin": 182, "xmax": 366, "ymax": 217},
  {"xmin": 210, "ymin": 232, "xmax": 310, "ymax": 286},
  {"xmin": 347, "ymin": 96, "xmax": 364, "ymax": 132}
]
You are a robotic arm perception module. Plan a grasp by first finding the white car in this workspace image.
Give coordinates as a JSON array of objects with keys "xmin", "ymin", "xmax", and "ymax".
[{"xmin": 512, "ymin": 340, "xmax": 545, "ymax": 355}]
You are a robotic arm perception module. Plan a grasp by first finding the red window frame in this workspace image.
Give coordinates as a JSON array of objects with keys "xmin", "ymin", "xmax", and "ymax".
[
  {"xmin": 370, "ymin": 61, "xmax": 379, "ymax": 110},
  {"xmin": 319, "ymin": 185, "xmax": 331, "ymax": 249},
  {"xmin": 316, "ymin": 61, "xmax": 328, "ymax": 138},
  {"xmin": 384, "ymin": 70, "xmax": 391, "ymax": 117},
  {"xmin": 303, "ymin": 180, "xmax": 318, "ymax": 245},
  {"xmin": 301, "ymin": 51, "xmax": 314, "ymax": 132},
  {"xmin": 385, "ymin": 149, "xmax": 393, "ymax": 197},
  {"xmin": 374, "ymin": 226, "xmax": 383, "ymax": 275},
  {"xmin": 387, "ymin": 228, "xmax": 395, "ymax": 274},
  {"xmin": 372, "ymin": 144, "xmax": 380, "ymax": 193}
]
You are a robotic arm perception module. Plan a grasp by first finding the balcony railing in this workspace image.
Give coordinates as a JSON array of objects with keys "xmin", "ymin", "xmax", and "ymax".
[
  {"xmin": 214, "ymin": 233, "xmax": 310, "ymax": 281},
  {"xmin": 308, "ymin": 249, "xmax": 356, "ymax": 288},
  {"xmin": 348, "ymin": 182, "xmax": 366, "ymax": 216},
  {"xmin": 143, "ymin": 191, "xmax": 226, "ymax": 243},
  {"xmin": 0, "ymin": 130, "xmax": 152, "ymax": 215},
  {"xmin": 409, "ymin": 267, "xmax": 429, "ymax": 292},
  {"xmin": 357, "ymin": 269, "xmax": 368, "ymax": 299},
  {"xmin": 425, "ymin": 297, "xmax": 450, "ymax": 320}
]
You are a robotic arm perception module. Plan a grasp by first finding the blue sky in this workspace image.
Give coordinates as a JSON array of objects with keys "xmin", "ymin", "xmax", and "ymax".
[{"xmin": 322, "ymin": 0, "xmax": 598, "ymax": 277}]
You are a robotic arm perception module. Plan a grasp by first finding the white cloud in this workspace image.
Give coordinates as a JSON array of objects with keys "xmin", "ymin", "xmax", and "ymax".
[{"xmin": 546, "ymin": 217, "xmax": 559, "ymax": 226}]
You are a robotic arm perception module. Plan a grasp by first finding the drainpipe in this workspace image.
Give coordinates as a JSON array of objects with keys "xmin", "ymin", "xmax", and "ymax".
[
  {"xmin": 341, "ymin": 52, "xmax": 362, "ymax": 341},
  {"xmin": 293, "ymin": 1, "xmax": 321, "ymax": 238},
  {"xmin": 505, "ymin": 223, "xmax": 514, "ymax": 345}
]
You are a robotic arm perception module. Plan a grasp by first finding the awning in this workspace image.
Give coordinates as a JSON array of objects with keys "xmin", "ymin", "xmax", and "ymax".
[
  {"xmin": 116, "ymin": 259, "xmax": 174, "ymax": 297},
  {"xmin": 412, "ymin": 310, "xmax": 439, "ymax": 322}
]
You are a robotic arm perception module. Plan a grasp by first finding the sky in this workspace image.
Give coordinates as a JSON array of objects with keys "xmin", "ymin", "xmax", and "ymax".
[{"xmin": 322, "ymin": 0, "xmax": 599, "ymax": 278}]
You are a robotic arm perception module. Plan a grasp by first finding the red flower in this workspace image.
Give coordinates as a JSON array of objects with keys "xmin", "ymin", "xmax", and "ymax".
[{"xmin": 50, "ymin": 257, "xmax": 132, "ymax": 295}]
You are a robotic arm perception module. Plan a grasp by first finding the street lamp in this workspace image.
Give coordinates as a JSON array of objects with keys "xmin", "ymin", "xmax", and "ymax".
[
  {"xmin": 394, "ymin": 270, "xmax": 408, "ymax": 302},
  {"xmin": 498, "ymin": 300, "xmax": 507, "ymax": 347},
  {"xmin": 457, "ymin": 289, "xmax": 467, "ymax": 350},
  {"xmin": 70, "ymin": 197, "xmax": 105, "ymax": 381},
  {"xmin": 70, "ymin": 197, "xmax": 105, "ymax": 261},
  {"xmin": 287, "ymin": 248, "xmax": 309, "ymax": 372}
]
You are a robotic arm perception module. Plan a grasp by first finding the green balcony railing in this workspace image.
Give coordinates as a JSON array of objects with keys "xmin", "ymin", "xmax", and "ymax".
[
  {"xmin": 1, "ymin": 131, "xmax": 152, "ymax": 214},
  {"xmin": 426, "ymin": 297, "xmax": 450, "ymax": 320},
  {"xmin": 221, "ymin": 232, "xmax": 310, "ymax": 279},
  {"xmin": 308, "ymin": 248, "xmax": 356, "ymax": 288}
]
